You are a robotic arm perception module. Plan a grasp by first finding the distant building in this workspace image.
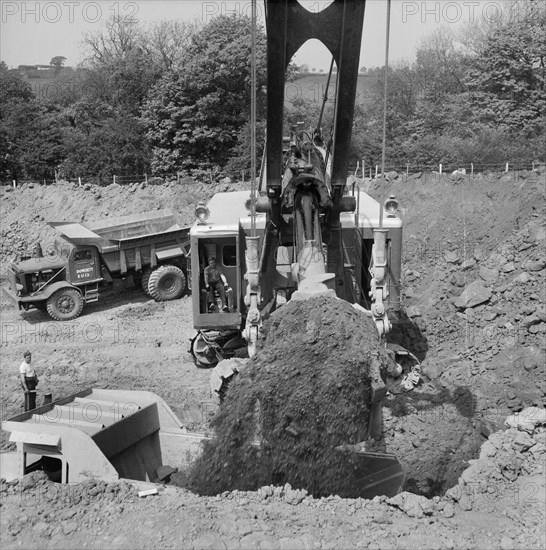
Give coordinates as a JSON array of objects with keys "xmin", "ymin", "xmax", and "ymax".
[
  {"xmin": 17, "ymin": 64, "xmax": 57, "ymax": 79},
  {"xmin": 13, "ymin": 63, "xmax": 73, "ymax": 99}
]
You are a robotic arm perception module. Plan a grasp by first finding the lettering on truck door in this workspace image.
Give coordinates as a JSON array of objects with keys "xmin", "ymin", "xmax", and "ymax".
[{"xmin": 71, "ymin": 249, "xmax": 99, "ymax": 282}]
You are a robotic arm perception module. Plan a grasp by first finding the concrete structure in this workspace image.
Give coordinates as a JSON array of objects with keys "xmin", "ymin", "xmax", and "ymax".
[{"xmin": 1, "ymin": 388, "xmax": 207, "ymax": 483}]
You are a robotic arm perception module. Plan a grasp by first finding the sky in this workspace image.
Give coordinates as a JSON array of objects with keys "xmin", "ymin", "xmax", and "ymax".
[{"xmin": 1, "ymin": 0, "xmax": 515, "ymax": 70}]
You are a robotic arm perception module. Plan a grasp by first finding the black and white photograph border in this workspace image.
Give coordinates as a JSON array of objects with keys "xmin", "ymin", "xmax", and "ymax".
[{"xmin": 1, "ymin": 1, "xmax": 545, "ymax": 549}]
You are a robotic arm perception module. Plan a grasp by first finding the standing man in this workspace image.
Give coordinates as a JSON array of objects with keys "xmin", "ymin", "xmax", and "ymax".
[
  {"xmin": 20, "ymin": 351, "xmax": 38, "ymax": 411},
  {"xmin": 204, "ymin": 257, "xmax": 229, "ymax": 312}
]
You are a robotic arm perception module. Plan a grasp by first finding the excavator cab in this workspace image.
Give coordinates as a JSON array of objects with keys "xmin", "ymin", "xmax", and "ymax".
[{"xmin": 188, "ymin": 208, "xmax": 250, "ymax": 368}]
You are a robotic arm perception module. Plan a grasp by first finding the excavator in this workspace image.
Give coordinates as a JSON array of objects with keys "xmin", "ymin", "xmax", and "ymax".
[
  {"xmin": 189, "ymin": 0, "xmax": 419, "ymax": 383},
  {"xmin": 187, "ymin": 0, "xmax": 420, "ymax": 497}
]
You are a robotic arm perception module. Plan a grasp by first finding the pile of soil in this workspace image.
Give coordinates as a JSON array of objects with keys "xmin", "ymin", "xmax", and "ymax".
[{"xmin": 188, "ymin": 296, "xmax": 391, "ymax": 497}]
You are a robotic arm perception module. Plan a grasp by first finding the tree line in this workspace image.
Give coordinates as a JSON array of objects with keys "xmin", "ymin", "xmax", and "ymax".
[{"xmin": 0, "ymin": 1, "xmax": 544, "ymax": 183}]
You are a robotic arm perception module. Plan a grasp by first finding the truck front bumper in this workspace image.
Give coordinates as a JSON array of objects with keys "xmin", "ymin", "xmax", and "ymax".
[
  {"xmin": 2, "ymin": 286, "xmax": 44, "ymax": 310},
  {"xmin": 2, "ymin": 285, "xmax": 24, "ymax": 309}
]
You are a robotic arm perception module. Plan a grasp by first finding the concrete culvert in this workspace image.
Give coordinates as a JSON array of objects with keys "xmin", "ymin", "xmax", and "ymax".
[{"xmin": 187, "ymin": 296, "xmax": 394, "ymax": 497}]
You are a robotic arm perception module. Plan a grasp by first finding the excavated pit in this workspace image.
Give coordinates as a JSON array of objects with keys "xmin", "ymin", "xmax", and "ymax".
[{"xmin": 186, "ymin": 295, "xmax": 483, "ymax": 497}]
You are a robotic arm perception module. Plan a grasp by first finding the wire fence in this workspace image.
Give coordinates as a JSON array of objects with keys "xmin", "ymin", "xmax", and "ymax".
[{"xmin": 2, "ymin": 161, "xmax": 542, "ymax": 188}]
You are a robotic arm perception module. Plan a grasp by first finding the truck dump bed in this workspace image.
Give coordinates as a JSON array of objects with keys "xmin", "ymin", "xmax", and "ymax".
[
  {"xmin": 49, "ymin": 210, "xmax": 186, "ymax": 250},
  {"xmin": 49, "ymin": 210, "xmax": 191, "ymax": 274}
]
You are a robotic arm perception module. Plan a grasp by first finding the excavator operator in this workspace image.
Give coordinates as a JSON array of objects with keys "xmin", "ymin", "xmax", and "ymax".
[{"xmin": 204, "ymin": 257, "xmax": 228, "ymax": 312}]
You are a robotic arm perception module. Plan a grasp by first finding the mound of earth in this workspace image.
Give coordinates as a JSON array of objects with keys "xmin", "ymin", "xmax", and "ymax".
[{"xmin": 188, "ymin": 296, "xmax": 392, "ymax": 497}]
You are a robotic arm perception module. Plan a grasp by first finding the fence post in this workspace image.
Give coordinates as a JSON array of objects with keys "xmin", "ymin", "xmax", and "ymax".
[
  {"xmin": 362, "ymin": 159, "xmax": 365, "ymax": 179},
  {"xmin": 78, "ymin": 177, "xmax": 82, "ymax": 187},
  {"xmin": 144, "ymin": 173, "xmax": 148, "ymax": 184},
  {"xmin": 375, "ymin": 165, "xmax": 378, "ymax": 178},
  {"xmin": 471, "ymin": 163, "xmax": 474, "ymax": 179},
  {"xmin": 532, "ymin": 161, "xmax": 535, "ymax": 171},
  {"xmin": 355, "ymin": 161, "xmax": 359, "ymax": 177},
  {"xmin": 177, "ymin": 171, "xmax": 180, "ymax": 184},
  {"xmin": 209, "ymin": 169, "xmax": 213, "ymax": 184},
  {"xmin": 12, "ymin": 180, "xmax": 16, "ymax": 189},
  {"xmin": 369, "ymin": 167, "xmax": 372, "ymax": 178},
  {"xmin": 242, "ymin": 169, "xmax": 245, "ymax": 184},
  {"xmin": 113, "ymin": 175, "xmax": 116, "ymax": 185},
  {"xmin": 406, "ymin": 163, "xmax": 409, "ymax": 176},
  {"xmin": 439, "ymin": 163, "xmax": 442, "ymax": 174},
  {"xmin": 505, "ymin": 162, "xmax": 509, "ymax": 172}
]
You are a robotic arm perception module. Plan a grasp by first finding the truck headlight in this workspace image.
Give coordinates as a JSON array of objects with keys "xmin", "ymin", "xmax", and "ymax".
[
  {"xmin": 384, "ymin": 195, "xmax": 399, "ymax": 217},
  {"xmin": 195, "ymin": 203, "xmax": 210, "ymax": 224}
]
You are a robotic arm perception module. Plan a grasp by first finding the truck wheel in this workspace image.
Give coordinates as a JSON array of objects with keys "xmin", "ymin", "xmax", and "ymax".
[
  {"xmin": 148, "ymin": 265, "xmax": 186, "ymax": 301},
  {"xmin": 141, "ymin": 268, "xmax": 153, "ymax": 295},
  {"xmin": 46, "ymin": 288, "xmax": 84, "ymax": 321}
]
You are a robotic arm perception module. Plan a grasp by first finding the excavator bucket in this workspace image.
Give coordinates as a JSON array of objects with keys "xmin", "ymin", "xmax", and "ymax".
[{"xmin": 348, "ymin": 451, "xmax": 406, "ymax": 499}]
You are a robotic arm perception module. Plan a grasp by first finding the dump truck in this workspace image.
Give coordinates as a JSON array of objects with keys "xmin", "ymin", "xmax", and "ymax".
[{"xmin": 4, "ymin": 210, "xmax": 190, "ymax": 321}]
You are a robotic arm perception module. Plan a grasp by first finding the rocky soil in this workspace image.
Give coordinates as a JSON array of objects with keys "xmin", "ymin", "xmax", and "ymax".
[
  {"xmin": 0, "ymin": 170, "xmax": 545, "ymax": 548},
  {"xmin": 1, "ymin": 410, "xmax": 544, "ymax": 549}
]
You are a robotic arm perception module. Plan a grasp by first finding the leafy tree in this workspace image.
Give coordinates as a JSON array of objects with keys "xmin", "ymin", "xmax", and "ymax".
[
  {"xmin": 1, "ymin": 99, "xmax": 65, "ymax": 180},
  {"xmin": 147, "ymin": 19, "xmax": 200, "ymax": 70},
  {"xmin": 0, "ymin": 62, "xmax": 33, "ymax": 110},
  {"xmin": 0, "ymin": 62, "xmax": 65, "ymax": 180},
  {"xmin": 83, "ymin": 17, "xmax": 159, "ymax": 115},
  {"xmin": 142, "ymin": 15, "xmax": 267, "ymax": 174},
  {"xmin": 464, "ymin": 4, "xmax": 546, "ymax": 137},
  {"xmin": 50, "ymin": 56, "xmax": 67, "ymax": 76}
]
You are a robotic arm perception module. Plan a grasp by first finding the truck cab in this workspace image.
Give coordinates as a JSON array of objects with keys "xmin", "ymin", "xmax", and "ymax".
[{"xmin": 67, "ymin": 247, "xmax": 102, "ymax": 284}]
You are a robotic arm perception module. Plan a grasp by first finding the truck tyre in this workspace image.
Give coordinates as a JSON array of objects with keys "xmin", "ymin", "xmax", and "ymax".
[
  {"xmin": 141, "ymin": 268, "xmax": 153, "ymax": 295},
  {"xmin": 46, "ymin": 288, "xmax": 84, "ymax": 321},
  {"xmin": 148, "ymin": 265, "xmax": 186, "ymax": 301}
]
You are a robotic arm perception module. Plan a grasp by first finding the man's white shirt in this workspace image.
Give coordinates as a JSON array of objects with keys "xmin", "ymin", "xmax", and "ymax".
[{"xmin": 20, "ymin": 361, "xmax": 35, "ymax": 377}]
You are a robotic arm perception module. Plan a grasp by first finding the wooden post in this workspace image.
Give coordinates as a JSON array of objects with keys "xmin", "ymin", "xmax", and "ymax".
[
  {"xmin": 242, "ymin": 169, "xmax": 245, "ymax": 184},
  {"xmin": 78, "ymin": 177, "xmax": 82, "ymax": 187},
  {"xmin": 113, "ymin": 175, "xmax": 116, "ymax": 185},
  {"xmin": 369, "ymin": 167, "xmax": 372, "ymax": 178},
  {"xmin": 439, "ymin": 163, "xmax": 442, "ymax": 174},
  {"xmin": 406, "ymin": 163, "xmax": 409, "ymax": 176},
  {"xmin": 505, "ymin": 162, "xmax": 509, "ymax": 172},
  {"xmin": 12, "ymin": 180, "xmax": 16, "ymax": 189},
  {"xmin": 177, "ymin": 171, "xmax": 180, "ymax": 184},
  {"xmin": 209, "ymin": 169, "xmax": 213, "ymax": 184},
  {"xmin": 532, "ymin": 161, "xmax": 535, "ymax": 171},
  {"xmin": 471, "ymin": 163, "xmax": 474, "ymax": 178},
  {"xmin": 355, "ymin": 161, "xmax": 359, "ymax": 177},
  {"xmin": 375, "ymin": 165, "xmax": 378, "ymax": 178},
  {"xmin": 362, "ymin": 159, "xmax": 365, "ymax": 179}
]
